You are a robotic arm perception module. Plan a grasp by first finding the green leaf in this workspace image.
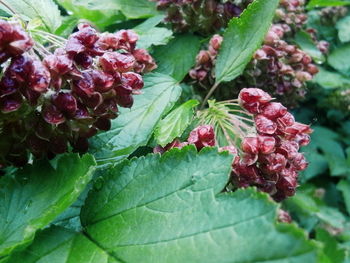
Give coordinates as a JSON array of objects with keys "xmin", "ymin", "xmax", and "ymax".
[
  {"xmin": 134, "ymin": 16, "xmax": 173, "ymax": 49},
  {"xmin": 215, "ymin": 0, "xmax": 279, "ymax": 83},
  {"xmin": 307, "ymin": 0, "xmax": 350, "ymax": 9},
  {"xmin": 337, "ymin": 16, "xmax": 350, "ymax": 43},
  {"xmin": 316, "ymin": 228, "xmax": 346, "ymax": 263},
  {"xmin": 153, "ymin": 34, "xmax": 201, "ymax": 82},
  {"xmin": 154, "ymin": 99, "xmax": 199, "ymax": 147},
  {"xmin": 295, "ymin": 30, "xmax": 325, "ymax": 63},
  {"xmin": 337, "ymin": 180, "xmax": 350, "ymax": 216},
  {"xmin": 328, "ymin": 43, "xmax": 350, "ymax": 75},
  {"xmin": 56, "ymin": 0, "xmax": 124, "ymax": 29},
  {"xmin": 81, "ymin": 146, "xmax": 320, "ymax": 262},
  {"xmin": 313, "ymin": 67, "xmax": 350, "ymax": 89},
  {"xmin": 0, "ymin": 154, "xmax": 96, "ymax": 257},
  {"xmin": 5, "ymin": 226, "xmax": 116, "ymax": 263},
  {"xmin": 54, "ymin": 16, "xmax": 79, "ymax": 38},
  {"xmin": 0, "ymin": 0, "xmax": 62, "ymax": 32},
  {"xmin": 114, "ymin": 0, "xmax": 158, "ymax": 19},
  {"xmin": 89, "ymin": 73, "xmax": 182, "ymax": 165}
]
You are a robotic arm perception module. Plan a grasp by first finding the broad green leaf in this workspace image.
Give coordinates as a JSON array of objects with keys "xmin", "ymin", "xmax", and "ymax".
[
  {"xmin": 307, "ymin": 0, "xmax": 350, "ymax": 9},
  {"xmin": 154, "ymin": 99, "xmax": 199, "ymax": 147},
  {"xmin": 337, "ymin": 180, "xmax": 350, "ymax": 216},
  {"xmin": 5, "ymin": 226, "xmax": 116, "ymax": 263},
  {"xmin": 0, "ymin": 154, "xmax": 95, "ymax": 257},
  {"xmin": 89, "ymin": 73, "xmax": 182, "ymax": 165},
  {"xmin": 295, "ymin": 30, "xmax": 325, "ymax": 63},
  {"xmin": 0, "ymin": 0, "xmax": 62, "ymax": 32},
  {"xmin": 114, "ymin": 0, "xmax": 158, "ymax": 19},
  {"xmin": 56, "ymin": 0, "xmax": 124, "ymax": 29},
  {"xmin": 328, "ymin": 43, "xmax": 350, "ymax": 75},
  {"xmin": 54, "ymin": 16, "xmax": 79, "ymax": 38},
  {"xmin": 215, "ymin": 0, "xmax": 279, "ymax": 83},
  {"xmin": 337, "ymin": 16, "xmax": 350, "ymax": 43},
  {"xmin": 82, "ymin": 146, "xmax": 320, "ymax": 263},
  {"xmin": 317, "ymin": 206, "xmax": 348, "ymax": 229},
  {"xmin": 313, "ymin": 67, "xmax": 350, "ymax": 89},
  {"xmin": 134, "ymin": 16, "xmax": 173, "ymax": 49},
  {"xmin": 316, "ymin": 228, "xmax": 346, "ymax": 263},
  {"xmin": 153, "ymin": 34, "xmax": 201, "ymax": 82}
]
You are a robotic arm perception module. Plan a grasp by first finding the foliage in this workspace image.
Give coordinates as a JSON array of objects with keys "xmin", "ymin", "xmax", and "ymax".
[{"xmin": 0, "ymin": 0, "xmax": 350, "ymax": 262}]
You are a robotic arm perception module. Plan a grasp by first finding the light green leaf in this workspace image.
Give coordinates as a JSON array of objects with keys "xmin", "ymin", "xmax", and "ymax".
[
  {"xmin": 81, "ymin": 146, "xmax": 320, "ymax": 263},
  {"xmin": 337, "ymin": 180, "xmax": 350, "ymax": 216},
  {"xmin": 295, "ymin": 30, "xmax": 325, "ymax": 63},
  {"xmin": 114, "ymin": 0, "xmax": 158, "ymax": 19},
  {"xmin": 337, "ymin": 16, "xmax": 350, "ymax": 43},
  {"xmin": 134, "ymin": 15, "xmax": 173, "ymax": 49},
  {"xmin": 328, "ymin": 43, "xmax": 350, "ymax": 75},
  {"xmin": 313, "ymin": 67, "xmax": 350, "ymax": 89},
  {"xmin": 0, "ymin": 154, "xmax": 96, "ymax": 257},
  {"xmin": 155, "ymin": 99, "xmax": 198, "ymax": 146},
  {"xmin": 89, "ymin": 73, "xmax": 182, "ymax": 165},
  {"xmin": 316, "ymin": 228, "xmax": 346, "ymax": 263},
  {"xmin": 56, "ymin": 0, "xmax": 124, "ymax": 29},
  {"xmin": 0, "ymin": 0, "xmax": 62, "ymax": 32},
  {"xmin": 317, "ymin": 206, "xmax": 348, "ymax": 229},
  {"xmin": 307, "ymin": 0, "xmax": 350, "ymax": 9},
  {"xmin": 153, "ymin": 34, "xmax": 201, "ymax": 82},
  {"xmin": 215, "ymin": 0, "xmax": 279, "ymax": 83},
  {"xmin": 5, "ymin": 226, "xmax": 116, "ymax": 263},
  {"xmin": 54, "ymin": 16, "xmax": 79, "ymax": 38}
]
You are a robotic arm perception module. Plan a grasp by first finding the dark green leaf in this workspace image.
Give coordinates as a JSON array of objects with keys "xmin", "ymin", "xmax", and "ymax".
[
  {"xmin": 337, "ymin": 180, "xmax": 350, "ymax": 216},
  {"xmin": 316, "ymin": 228, "xmax": 346, "ymax": 263},
  {"xmin": 5, "ymin": 226, "xmax": 116, "ymax": 263},
  {"xmin": 215, "ymin": 0, "xmax": 279, "ymax": 83},
  {"xmin": 82, "ymin": 146, "xmax": 320, "ymax": 263},
  {"xmin": 0, "ymin": 0, "xmax": 62, "ymax": 32},
  {"xmin": 154, "ymin": 99, "xmax": 199, "ymax": 147},
  {"xmin": 295, "ymin": 30, "xmax": 325, "ymax": 63},
  {"xmin": 153, "ymin": 34, "xmax": 201, "ymax": 82},
  {"xmin": 114, "ymin": 0, "xmax": 158, "ymax": 19},
  {"xmin": 89, "ymin": 73, "xmax": 182, "ymax": 165},
  {"xmin": 313, "ymin": 67, "xmax": 350, "ymax": 89},
  {"xmin": 0, "ymin": 154, "xmax": 96, "ymax": 257}
]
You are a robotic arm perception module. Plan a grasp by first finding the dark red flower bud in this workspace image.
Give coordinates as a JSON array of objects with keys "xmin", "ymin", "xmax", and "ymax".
[
  {"xmin": 261, "ymin": 102, "xmax": 287, "ymax": 120},
  {"xmin": 187, "ymin": 125, "xmax": 216, "ymax": 150},
  {"xmin": 121, "ymin": 72, "xmax": 144, "ymax": 90},
  {"xmin": 255, "ymin": 115, "xmax": 277, "ymax": 135},
  {"xmin": 52, "ymin": 92, "xmax": 77, "ymax": 116},
  {"xmin": 276, "ymin": 140, "xmax": 299, "ymax": 159},
  {"xmin": 239, "ymin": 88, "xmax": 272, "ymax": 105},
  {"xmin": 258, "ymin": 135, "xmax": 276, "ymax": 154},
  {"xmin": 42, "ymin": 104, "xmax": 65, "ymax": 125},
  {"xmin": 99, "ymin": 52, "xmax": 135, "ymax": 73},
  {"xmin": 292, "ymin": 153, "xmax": 308, "ymax": 171},
  {"xmin": 242, "ymin": 136, "xmax": 259, "ymax": 154}
]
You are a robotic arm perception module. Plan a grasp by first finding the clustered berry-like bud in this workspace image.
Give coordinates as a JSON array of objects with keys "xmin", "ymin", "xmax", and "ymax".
[
  {"xmin": 150, "ymin": 0, "xmax": 251, "ymax": 35},
  {"xmin": 0, "ymin": 21, "xmax": 156, "ymax": 167},
  {"xmin": 154, "ymin": 88, "xmax": 311, "ymax": 201},
  {"xmin": 153, "ymin": 125, "xmax": 216, "ymax": 154},
  {"xmin": 320, "ymin": 6, "xmax": 348, "ymax": 25},
  {"xmin": 189, "ymin": 34, "xmax": 222, "ymax": 82},
  {"xmin": 235, "ymin": 24, "xmax": 319, "ymax": 106},
  {"xmin": 278, "ymin": 209, "xmax": 292, "ymax": 223},
  {"xmin": 234, "ymin": 88, "xmax": 312, "ymax": 201},
  {"xmin": 275, "ymin": 0, "xmax": 307, "ymax": 30}
]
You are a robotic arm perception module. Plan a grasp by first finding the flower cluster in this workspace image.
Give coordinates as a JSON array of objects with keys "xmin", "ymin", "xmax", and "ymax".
[
  {"xmin": 234, "ymin": 88, "xmax": 312, "ymax": 201},
  {"xmin": 154, "ymin": 88, "xmax": 311, "ymax": 201},
  {"xmin": 235, "ymin": 24, "xmax": 320, "ymax": 106},
  {"xmin": 189, "ymin": 34, "xmax": 222, "ymax": 83},
  {"xmin": 150, "ymin": 0, "xmax": 251, "ymax": 35},
  {"xmin": 319, "ymin": 6, "xmax": 348, "ymax": 25},
  {"xmin": 275, "ymin": 0, "xmax": 307, "ymax": 30},
  {"xmin": 0, "ymin": 21, "xmax": 156, "ymax": 167}
]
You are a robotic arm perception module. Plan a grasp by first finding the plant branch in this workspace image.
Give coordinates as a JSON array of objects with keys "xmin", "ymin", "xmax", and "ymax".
[{"xmin": 200, "ymin": 82, "xmax": 220, "ymax": 110}]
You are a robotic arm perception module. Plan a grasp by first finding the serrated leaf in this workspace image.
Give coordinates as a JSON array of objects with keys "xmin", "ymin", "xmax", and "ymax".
[
  {"xmin": 0, "ymin": 0, "xmax": 62, "ymax": 32},
  {"xmin": 337, "ymin": 16, "xmax": 350, "ymax": 43},
  {"xmin": 153, "ymin": 34, "xmax": 201, "ymax": 82},
  {"xmin": 0, "ymin": 154, "xmax": 96, "ymax": 257},
  {"xmin": 56, "ymin": 0, "xmax": 124, "ymax": 29},
  {"xmin": 89, "ymin": 73, "xmax": 182, "ymax": 165},
  {"xmin": 81, "ymin": 146, "xmax": 319, "ymax": 262},
  {"xmin": 5, "ymin": 226, "xmax": 116, "ymax": 263},
  {"xmin": 215, "ymin": 0, "xmax": 279, "ymax": 83},
  {"xmin": 328, "ymin": 43, "xmax": 350, "ymax": 75},
  {"xmin": 295, "ymin": 30, "xmax": 325, "ymax": 63},
  {"xmin": 154, "ymin": 99, "xmax": 199, "ymax": 147},
  {"xmin": 337, "ymin": 180, "xmax": 350, "ymax": 216}
]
